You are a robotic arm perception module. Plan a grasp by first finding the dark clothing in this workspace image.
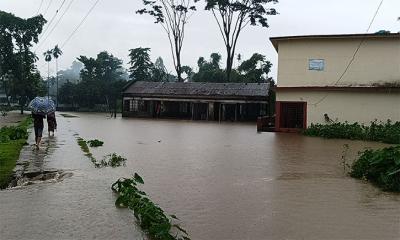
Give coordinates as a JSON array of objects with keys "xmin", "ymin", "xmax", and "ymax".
[
  {"xmin": 32, "ymin": 113, "xmax": 45, "ymax": 140},
  {"xmin": 47, "ymin": 112, "xmax": 57, "ymax": 132},
  {"xmin": 32, "ymin": 113, "xmax": 45, "ymax": 128}
]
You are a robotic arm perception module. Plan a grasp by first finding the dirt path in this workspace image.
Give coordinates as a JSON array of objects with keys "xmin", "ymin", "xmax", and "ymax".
[{"xmin": 0, "ymin": 111, "xmax": 28, "ymax": 128}]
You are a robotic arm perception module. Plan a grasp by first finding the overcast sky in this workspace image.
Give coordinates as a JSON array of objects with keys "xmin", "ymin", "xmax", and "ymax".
[{"xmin": 0, "ymin": 0, "xmax": 399, "ymax": 79}]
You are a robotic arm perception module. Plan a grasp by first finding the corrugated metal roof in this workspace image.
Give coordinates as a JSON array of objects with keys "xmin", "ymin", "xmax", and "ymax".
[{"xmin": 123, "ymin": 81, "xmax": 269, "ymax": 99}]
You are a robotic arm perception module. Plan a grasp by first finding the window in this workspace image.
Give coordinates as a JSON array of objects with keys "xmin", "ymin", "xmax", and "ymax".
[{"xmin": 309, "ymin": 59, "xmax": 325, "ymax": 71}]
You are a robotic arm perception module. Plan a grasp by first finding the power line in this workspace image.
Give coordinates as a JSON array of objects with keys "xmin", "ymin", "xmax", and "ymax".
[
  {"xmin": 35, "ymin": 0, "xmax": 67, "ymax": 53},
  {"xmin": 61, "ymin": 0, "xmax": 102, "ymax": 48},
  {"xmin": 36, "ymin": 0, "xmax": 75, "ymax": 53},
  {"xmin": 312, "ymin": 0, "xmax": 384, "ymax": 106},
  {"xmin": 42, "ymin": 0, "xmax": 52, "ymax": 16},
  {"xmin": 35, "ymin": 0, "xmax": 44, "ymax": 15}
]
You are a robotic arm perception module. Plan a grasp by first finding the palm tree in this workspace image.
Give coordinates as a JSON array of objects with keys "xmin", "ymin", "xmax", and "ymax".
[
  {"xmin": 43, "ymin": 49, "xmax": 52, "ymax": 99},
  {"xmin": 52, "ymin": 45, "xmax": 63, "ymax": 108}
]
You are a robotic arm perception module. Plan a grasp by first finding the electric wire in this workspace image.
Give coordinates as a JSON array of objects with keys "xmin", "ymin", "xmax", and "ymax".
[
  {"xmin": 61, "ymin": 0, "xmax": 102, "ymax": 48},
  {"xmin": 36, "ymin": 0, "xmax": 75, "ymax": 53},
  {"xmin": 35, "ymin": 0, "xmax": 44, "ymax": 15},
  {"xmin": 312, "ymin": 0, "xmax": 384, "ymax": 106}
]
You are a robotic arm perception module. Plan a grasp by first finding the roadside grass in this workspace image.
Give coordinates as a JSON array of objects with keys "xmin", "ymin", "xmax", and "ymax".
[{"xmin": 0, "ymin": 117, "xmax": 31, "ymax": 189}]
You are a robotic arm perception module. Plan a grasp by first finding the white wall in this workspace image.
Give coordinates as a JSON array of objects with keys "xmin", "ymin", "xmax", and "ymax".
[
  {"xmin": 276, "ymin": 37, "xmax": 400, "ymax": 87},
  {"xmin": 277, "ymin": 90, "xmax": 400, "ymax": 125}
]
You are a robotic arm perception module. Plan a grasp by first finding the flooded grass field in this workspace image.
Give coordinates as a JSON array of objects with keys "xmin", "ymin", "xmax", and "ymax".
[{"xmin": 1, "ymin": 112, "xmax": 399, "ymax": 240}]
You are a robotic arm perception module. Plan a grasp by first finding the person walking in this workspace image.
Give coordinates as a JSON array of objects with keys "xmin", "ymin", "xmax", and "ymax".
[
  {"xmin": 47, "ymin": 112, "xmax": 57, "ymax": 136},
  {"xmin": 32, "ymin": 113, "xmax": 45, "ymax": 150}
]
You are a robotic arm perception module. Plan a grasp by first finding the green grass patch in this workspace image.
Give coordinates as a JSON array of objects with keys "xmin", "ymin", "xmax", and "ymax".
[
  {"xmin": 350, "ymin": 145, "xmax": 400, "ymax": 192},
  {"xmin": 112, "ymin": 173, "xmax": 190, "ymax": 240},
  {"xmin": 0, "ymin": 116, "xmax": 31, "ymax": 189},
  {"xmin": 304, "ymin": 120, "xmax": 400, "ymax": 144}
]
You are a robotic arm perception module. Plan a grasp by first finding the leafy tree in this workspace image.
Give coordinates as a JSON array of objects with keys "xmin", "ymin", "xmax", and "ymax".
[
  {"xmin": 58, "ymin": 80, "xmax": 76, "ymax": 106},
  {"xmin": 43, "ymin": 49, "xmax": 52, "ymax": 98},
  {"xmin": 237, "ymin": 53, "xmax": 272, "ymax": 83},
  {"xmin": 152, "ymin": 57, "xmax": 168, "ymax": 82},
  {"xmin": 52, "ymin": 45, "xmax": 62, "ymax": 107},
  {"xmin": 137, "ymin": 0, "xmax": 199, "ymax": 82},
  {"xmin": 192, "ymin": 52, "xmax": 226, "ymax": 82},
  {"xmin": 76, "ymin": 51, "xmax": 126, "ymax": 116},
  {"xmin": 205, "ymin": 0, "xmax": 278, "ymax": 82},
  {"xmin": 0, "ymin": 11, "xmax": 47, "ymax": 113},
  {"xmin": 128, "ymin": 47, "xmax": 154, "ymax": 82}
]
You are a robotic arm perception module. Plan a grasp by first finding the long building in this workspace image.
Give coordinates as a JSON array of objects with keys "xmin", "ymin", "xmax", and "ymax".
[{"xmin": 122, "ymin": 81, "xmax": 270, "ymax": 122}]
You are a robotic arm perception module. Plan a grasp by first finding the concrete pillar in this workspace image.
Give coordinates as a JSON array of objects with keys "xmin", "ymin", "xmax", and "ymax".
[{"xmin": 208, "ymin": 103, "xmax": 214, "ymax": 121}]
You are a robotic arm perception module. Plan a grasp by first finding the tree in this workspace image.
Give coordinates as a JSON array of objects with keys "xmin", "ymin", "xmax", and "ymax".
[
  {"xmin": 43, "ymin": 49, "xmax": 52, "ymax": 99},
  {"xmin": 192, "ymin": 52, "xmax": 226, "ymax": 82},
  {"xmin": 128, "ymin": 47, "xmax": 154, "ymax": 82},
  {"xmin": 152, "ymin": 57, "xmax": 168, "ymax": 82},
  {"xmin": 0, "ymin": 11, "xmax": 46, "ymax": 113},
  {"xmin": 137, "ymin": 0, "xmax": 199, "ymax": 82},
  {"xmin": 77, "ymin": 51, "xmax": 126, "ymax": 117},
  {"xmin": 237, "ymin": 53, "xmax": 272, "ymax": 83},
  {"xmin": 205, "ymin": 0, "xmax": 278, "ymax": 82},
  {"xmin": 52, "ymin": 45, "xmax": 62, "ymax": 108},
  {"xmin": 58, "ymin": 80, "xmax": 76, "ymax": 106}
]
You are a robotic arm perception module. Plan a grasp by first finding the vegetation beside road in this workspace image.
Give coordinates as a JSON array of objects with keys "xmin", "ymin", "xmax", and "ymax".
[
  {"xmin": 0, "ymin": 117, "xmax": 31, "ymax": 189},
  {"xmin": 351, "ymin": 145, "xmax": 400, "ymax": 192},
  {"xmin": 304, "ymin": 120, "xmax": 400, "ymax": 144}
]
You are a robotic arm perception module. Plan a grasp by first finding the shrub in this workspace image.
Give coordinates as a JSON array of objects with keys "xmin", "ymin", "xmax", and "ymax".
[
  {"xmin": 350, "ymin": 145, "xmax": 400, "ymax": 192},
  {"xmin": 98, "ymin": 153, "xmax": 126, "ymax": 168},
  {"xmin": 304, "ymin": 120, "xmax": 400, "ymax": 144}
]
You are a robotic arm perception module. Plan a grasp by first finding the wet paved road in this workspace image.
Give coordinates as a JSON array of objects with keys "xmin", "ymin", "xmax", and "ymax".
[{"xmin": 1, "ymin": 112, "xmax": 400, "ymax": 240}]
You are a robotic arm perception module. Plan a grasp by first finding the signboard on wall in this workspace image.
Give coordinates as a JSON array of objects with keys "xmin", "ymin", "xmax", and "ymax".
[{"xmin": 309, "ymin": 59, "xmax": 325, "ymax": 71}]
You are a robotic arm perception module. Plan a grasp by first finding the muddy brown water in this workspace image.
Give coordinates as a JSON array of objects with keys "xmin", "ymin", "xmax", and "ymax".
[{"xmin": 1, "ymin": 112, "xmax": 399, "ymax": 240}]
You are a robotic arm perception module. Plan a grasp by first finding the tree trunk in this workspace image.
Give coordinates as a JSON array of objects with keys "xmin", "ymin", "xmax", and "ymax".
[
  {"xmin": 226, "ymin": 47, "xmax": 233, "ymax": 82},
  {"xmin": 56, "ymin": 58, "xmax": 59, "ymax": 109},
  {"xmin": 176, "ymin": 51, "xmax": 182, "ymax": 82}
]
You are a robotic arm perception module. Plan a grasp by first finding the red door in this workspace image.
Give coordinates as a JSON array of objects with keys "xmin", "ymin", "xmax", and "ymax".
[{"xmin": 275, "ymin": 102, "xmax": 307, "ymax": 132}]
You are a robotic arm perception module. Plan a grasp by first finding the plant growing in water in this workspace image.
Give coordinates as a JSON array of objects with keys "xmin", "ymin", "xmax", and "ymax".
[
  {"xmin": 87, "ymin": 139, "xmax": 104, "ymax": 147},
  {"xmin": 112, "ymin": 173, "xmax": 190, "ymax": 240},
  {"xmin": 350, "ymin": 145, "xmax": 400, "ymax": 192},
  {"xmin": 98, "ymin": 153, "xmax": 126, "ymax": 168}
]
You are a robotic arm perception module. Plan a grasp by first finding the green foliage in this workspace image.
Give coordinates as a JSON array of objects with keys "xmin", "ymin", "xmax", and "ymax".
[
  {"xmin": 0, "ymin": 116, "xmax": 31, "ymax": 188},
  {"xmin": 204, "ymin": 0, "xmax": 278, "ymax": 81},
  {"xmin": 128, "ymin": 47, "xmax": 154, "ymax": 82},
  {"xmin": 99, "ymin": 153, "xmax": 126, "ymax": 168},
  {"xmin": 304, "ymin": 120, "xmax": 400, "ymax": 144},
  {"xmin": 0, "ymin": 116, "xmax": 31, "ymax": 143},
  {"xmin": 136, "ymin": 0, "xmax": 198, "ymax": 82},
  {"xmin": 112, "ymin": 174, "xmax": 190, "ymax": 240},
  {"xmin": 350, "ymin": 145, "xmax": 400, "ymax": 192},
  {"xmin": 87, "ymin": 139, "xmax": 104, "ymax": 147},
  {"xmin": 0, "ymin": 11, "xmax": 47, "ymax": 111}
]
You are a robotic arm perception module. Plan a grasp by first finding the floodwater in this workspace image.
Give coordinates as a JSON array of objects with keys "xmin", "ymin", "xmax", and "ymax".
[{"xmin": 1, "ymin": 113, "xmax": 400, "ymax": 240}]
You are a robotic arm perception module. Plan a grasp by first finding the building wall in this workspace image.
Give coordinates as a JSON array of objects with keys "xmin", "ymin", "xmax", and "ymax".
[
  {"xmin": 276, "ymin": 38, "xmax": 400, "ymax": 87},
  {"xmin": 277, "ymin": 90, "xmax": 400, "ymax": 125}
]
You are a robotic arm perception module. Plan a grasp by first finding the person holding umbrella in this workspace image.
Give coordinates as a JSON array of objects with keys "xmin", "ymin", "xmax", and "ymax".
[
  {"xmin": 32, "ymin": 113, "xmax": 45, "ymax": 149},
  {"xmin": 28, "ymin": 97, "xmax": 56, "ymax": 149}
]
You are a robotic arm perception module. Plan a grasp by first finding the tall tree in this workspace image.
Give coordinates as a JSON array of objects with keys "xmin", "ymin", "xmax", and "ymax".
[
  {"xmin": 77, "ymin": 51, "xmax": 125, "ymax": 116},
  {"xmin": 0, "ymin": 11, "xmax": 46, "ymax": 113},
  {"xmin": 136, "ymin": 0, "xmax": 199, "ymax": 82},
  {"xmin": 152, "ymin": 57, "xmax": 168, "ymax": 82},
  {"xmin": 43, "ymin": 49, "xmax": 52, "ymax": 99},
  {"xmin": 237, "ymin": 53, "xmax": 272, "ymax": 83},
  {"xmin": 205, "ymin": 0, "xmax": 278, "ymax": 82},
  {"xmin": 128, "ymin": 47, "xmax": 154, "ymax": 82},
  {"xmin": 192, "ymin": 52, "xmax": 226, "ymax": 82},
  {"xmin": 52, "ymin": 45, "xmax": 62, "ymax": 108}
]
